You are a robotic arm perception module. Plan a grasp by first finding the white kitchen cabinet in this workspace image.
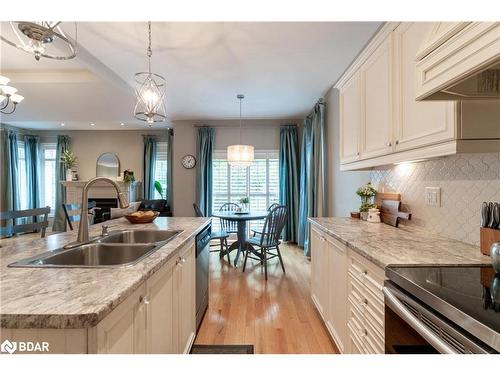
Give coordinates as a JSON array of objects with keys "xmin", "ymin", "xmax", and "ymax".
[
  {"xmin": 92, "ymin": 240, "xmax": 196, "ymax": 354},
  {"xmin": 346, "ymin": 249, "xmax": 385, "ymax": 354},
  {"xmin": 310, "ymin": 227, "xmax": 330, "ymax": 319},
  {"xmin": 175, "ymin": 242, "xmax": 196, "ymax": 354},
  {"xmin": 339, "ymin": 73, "xmax": 362, "ymax": 164},
  {"xmin": 336, "ymin": 22, "xmax": 500, "ymax": 171},
  {"xmin": 361, "ymin": 34, "xmax": 394, "ymax": 159},
  {"xmin": 94, "ymin": 282, "xmax": 148, "ymax": 354},
  {"xmin": 393, "ymin": 22, "xmax": 456, "ymax": 152},
  {"xmin": 325, "ymin": 235, "xmax": 348, "ymax": 353},
  {"xmin": 310, "ymin": 226, "xmax": 348, "ymax": 352},
  {"xmin": 146, "ymin": 256, "xmax": 176, "ymax": 353}
]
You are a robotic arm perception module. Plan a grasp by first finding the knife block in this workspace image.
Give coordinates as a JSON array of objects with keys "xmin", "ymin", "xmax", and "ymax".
[{"xmin": 480, "ymin": 227, "xmax": 500, "ymax": 255}]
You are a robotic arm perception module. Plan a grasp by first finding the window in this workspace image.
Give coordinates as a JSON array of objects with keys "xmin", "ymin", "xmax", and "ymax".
[
  {"xmin": 153, "ymin": 142, "xmax": 169, "ymax": 200},
  {"xmin": 41, "ymin": 143, "xmax": 57, "ymax": 213},
  {"xmin": 16, "ymin": 140, "xmax": 57, "ymax": 214},
  {"xmin": 212, "ymin": 151, "xmax": 279, "ymax": 233}
]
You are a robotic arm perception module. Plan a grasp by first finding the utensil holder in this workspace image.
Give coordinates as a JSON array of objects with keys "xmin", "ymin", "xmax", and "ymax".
[{"xmin": 480, "ymin": 227, "xmax": 500, "ymax": 256}]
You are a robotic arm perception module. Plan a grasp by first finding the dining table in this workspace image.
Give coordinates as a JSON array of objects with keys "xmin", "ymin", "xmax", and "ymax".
[{"xmin": 211, "ymin": 210, "xmax": 269, "ymax": 266}]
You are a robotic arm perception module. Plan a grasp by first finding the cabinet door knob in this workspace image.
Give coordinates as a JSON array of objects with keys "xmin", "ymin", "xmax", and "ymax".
[
  {"xmin": 139, "ymin": 295, "xmax": 150, "ymax": 305},
  {"xmin": 386, "ymin": 142, "xmax": 392, "ymax": 147},
  {"xmin": 356, "ymin": 152, "xmax": 360, "ymax": 156},
  {"xmin": 177, "ymin": 257, "xmax": 186, "ymax": 266},
  {"xmin": 395, "ymin": 140, "xmax": 399, "ymax": 145}
]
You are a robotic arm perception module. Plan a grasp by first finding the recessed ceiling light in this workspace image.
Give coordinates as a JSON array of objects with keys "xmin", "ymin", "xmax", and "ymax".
[
  {"xmin": 60, "ymin": 123, "xmax": 65, "ymax": 127},
  {"xmin": 90, "ymin": 123, "xmax": 95, "ymax": 126},
  {"xmin": 120, "ymin": 122, "xmax": 125, "ymax": 126}
]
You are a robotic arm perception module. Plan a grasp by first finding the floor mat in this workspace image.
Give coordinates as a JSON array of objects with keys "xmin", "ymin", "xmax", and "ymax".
[{"xmin": 190, "ymin": 344, "xmax": 254, "ymax": 354}]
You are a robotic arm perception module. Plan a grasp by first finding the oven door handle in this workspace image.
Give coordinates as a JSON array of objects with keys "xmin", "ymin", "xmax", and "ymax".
[{"xmin": 383, "ymin": 286, "xmax": 459, "ymax": 354}]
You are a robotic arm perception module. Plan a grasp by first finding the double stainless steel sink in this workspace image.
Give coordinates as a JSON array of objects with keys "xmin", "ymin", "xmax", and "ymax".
[{"xmin": 8, "ymin": 230, "xmax": 182, "ymax": 268}]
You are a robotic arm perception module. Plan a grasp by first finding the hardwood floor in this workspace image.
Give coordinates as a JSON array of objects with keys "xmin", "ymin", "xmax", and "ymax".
[{"xmin": 194, "ymin": 242, "xmax": 339, "ymax": 354}]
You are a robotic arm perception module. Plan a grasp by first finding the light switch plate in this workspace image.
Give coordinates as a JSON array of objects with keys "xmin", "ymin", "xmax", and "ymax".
[{"xmin": 425, "ymin": 187, "xmax": 441, "ymax": 207}]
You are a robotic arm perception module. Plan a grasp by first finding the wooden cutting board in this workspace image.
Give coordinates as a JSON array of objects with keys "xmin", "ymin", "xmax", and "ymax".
[{"xmin": 374, "ymin": 192, "xmax": 411, "ymax": 227}]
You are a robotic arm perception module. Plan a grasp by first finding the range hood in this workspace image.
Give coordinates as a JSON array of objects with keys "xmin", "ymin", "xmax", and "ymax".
[{"xmin": 415, "ymin": 22, "xmax": 500, "ymax": 101}]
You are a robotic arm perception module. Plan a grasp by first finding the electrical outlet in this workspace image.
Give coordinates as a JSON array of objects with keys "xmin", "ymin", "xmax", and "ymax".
[{"xmin": 425, "ymin": 187, "xmax": 441, "ymax": 207}]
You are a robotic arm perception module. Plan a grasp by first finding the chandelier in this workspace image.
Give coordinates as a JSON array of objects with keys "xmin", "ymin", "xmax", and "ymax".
[
  {"xmin": 0, "ymin": 22, "xmax": 77, "ymax": 61},
  {"xmin": 134, "ymin": 22, "xmax": 166, "ymax": 125},
  {"xmin": 0, "ymin": 75, "xmax": 24, "ymax": 114},
  {"xmin": 227, "ymin": 94, "xmax": 254, "ymax": 167}
]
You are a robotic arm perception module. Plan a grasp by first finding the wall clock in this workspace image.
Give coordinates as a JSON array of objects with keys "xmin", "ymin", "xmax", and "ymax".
[{"xmin": 181, "ymin": 154, "xmax": 196, "ymax": 169}]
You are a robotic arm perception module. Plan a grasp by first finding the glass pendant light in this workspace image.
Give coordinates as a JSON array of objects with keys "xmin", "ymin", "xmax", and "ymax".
[
  {"xmin": 227, "ymin": 94, "xmax": 254, "ymax": 167},
  {"xmin": 134, "ymin": 22, "xmax": 166, "ymax": 125},
  {"xmin": 0, "ymin": 75, "xmax": 24, "ymax": 114}
]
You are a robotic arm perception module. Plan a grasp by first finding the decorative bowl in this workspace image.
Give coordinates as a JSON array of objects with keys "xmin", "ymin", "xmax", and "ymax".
[{"xmin": 125, "ymin": 211, "xmax": 159, "ymax": 224}]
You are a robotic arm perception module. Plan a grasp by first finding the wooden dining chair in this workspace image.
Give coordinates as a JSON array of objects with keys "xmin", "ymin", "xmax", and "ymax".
[
  {"xmin": 0, "ymin": 206, "xmax": 51, "ymax": 239},
  {"xmin": 62, "ymin": 201, "xmax": 98, "ymax": 231},
  {"xmin": 243, "ymin": 205, "xmax": 288, "ymax": 280},
  {"xmin": 193, "ymin": 202, "xmax": 232, "ymax": 264},
  {"xmin": 218, "ymin": 203, "xmax": 240, "ymax": 234},
  {"xmin": 251, "ymin": 202, "xmax": 280, "ymax": 237}
]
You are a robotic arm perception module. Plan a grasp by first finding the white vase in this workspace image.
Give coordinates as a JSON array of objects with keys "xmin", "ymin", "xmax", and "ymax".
[{"xmin": 66, "ymin": 170, "xmax": 73, "ymax": 181}]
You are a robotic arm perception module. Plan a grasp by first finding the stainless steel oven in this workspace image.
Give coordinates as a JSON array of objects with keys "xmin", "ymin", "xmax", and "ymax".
[{"xmin": 384, "ymin": 266, "xmax": 499, "ymax": 354}]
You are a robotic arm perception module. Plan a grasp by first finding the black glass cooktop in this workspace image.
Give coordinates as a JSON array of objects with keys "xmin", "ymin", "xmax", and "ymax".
[{"xmin": 386, "ymin": 265, "xmax": 500, "ymax": 349}]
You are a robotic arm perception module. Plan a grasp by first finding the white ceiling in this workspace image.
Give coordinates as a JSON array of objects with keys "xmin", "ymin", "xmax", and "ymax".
[{"xmin": 1, "ymin": 22, "xmax": 380, "ymax": 130}]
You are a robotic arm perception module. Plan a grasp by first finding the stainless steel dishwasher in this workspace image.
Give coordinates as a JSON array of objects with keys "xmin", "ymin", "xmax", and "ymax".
[{"xmin": 195, "ymin": 224, "xmax": 211, "ymax": 332}]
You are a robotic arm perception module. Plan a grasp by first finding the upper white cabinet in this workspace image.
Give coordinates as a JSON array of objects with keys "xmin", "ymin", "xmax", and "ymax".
[
  {"xmin": 340, "ymin": 74, "xmax": 362, "ymax": 163},
  {"xmin": 361, "ymin": 34, "xmax": 394, "ymax": 159},
  {"xmin": 393, "ymin": 22, "xmax": 456, "ymax": 152},
  {"xmin": 336, "ymin": 22, "xmax": 500, "ymax": 171}
]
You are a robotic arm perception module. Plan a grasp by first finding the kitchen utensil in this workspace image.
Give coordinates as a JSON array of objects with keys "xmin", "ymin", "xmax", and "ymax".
[
  {"xmin": 380, "ymin": 199, "xmax": 412, "ymax": 227},
  {"xmin": 488, "ymin": 202, "xmax": 495, "ymax": 228},
  {"xmin": 491, "ymin": 242, "xmax": 500, "ymax": 274},
  {"xmin": 481, "ymin": 202, "xmax": 490, "ymax": 228},
  {"xmin": 375, "ymin": 192, "xmax": 401, "ymax": 207},
  {"xmin": 493, "ymin": 203, "xmax": 500, "ymax": 229}
]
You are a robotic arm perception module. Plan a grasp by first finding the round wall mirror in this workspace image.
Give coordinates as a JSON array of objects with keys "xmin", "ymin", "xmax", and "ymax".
[{"xmin": 96, "ymin": 153, "xmax": 121, "ymax": 178}]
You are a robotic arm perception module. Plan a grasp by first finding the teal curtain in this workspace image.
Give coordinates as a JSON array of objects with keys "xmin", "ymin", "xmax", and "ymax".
[
  {"xmin": 52, "ymin": 135, "xmax": 70, "ymax": 232},
  {"xmin": 24, "ymin": 135, "xmax": 42, "ymax": 210},
  {"xmin": 298, "ymin": 100, "xmax": 326, "ymax": 256},
  {"xmin": 279, "ymin": 125, "xmax": 299, "ymax": 242},
  {"xmin": 166, "ymin": 129, "xmax": 174, "ymax": 211},
  {"xmin": 196, "ymin": 127, "xmax": 215, "ymax": 217},
  {"xmin": 143, "ymin": 136, "xmax": 157, "ymax": 200},
  {"xmin": 1, "ymin": 130, "xmax": 20, "ymax": 215}
]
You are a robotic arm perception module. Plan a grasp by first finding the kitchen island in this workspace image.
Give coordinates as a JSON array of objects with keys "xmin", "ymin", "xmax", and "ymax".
[
  {"xmin": 307, "ymin": 217, "xmax": 491, "ymax": 354},
  {"xmin": 0, "ymin": 216, "xmax": 211, "ymax": 354}
]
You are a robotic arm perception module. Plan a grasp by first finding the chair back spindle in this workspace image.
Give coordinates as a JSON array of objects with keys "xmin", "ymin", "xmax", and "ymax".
[
  {"xmin": 260, "ymin": 205, "xmax": 287, "ymax": 247},
  {"xmin": 218, "ymin": 203, "xmax": 240, "ymax": 233}
]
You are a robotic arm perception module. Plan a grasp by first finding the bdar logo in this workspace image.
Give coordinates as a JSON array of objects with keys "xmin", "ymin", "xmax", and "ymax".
[{"xmin": 1, "ymin": 340, "xmax": 17, "ymax": 354}]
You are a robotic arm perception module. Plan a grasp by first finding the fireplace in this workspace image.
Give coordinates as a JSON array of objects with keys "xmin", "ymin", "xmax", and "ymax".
[{"xmin": 89, "ymin": 198, "xmax": 118, "ymax": 223}]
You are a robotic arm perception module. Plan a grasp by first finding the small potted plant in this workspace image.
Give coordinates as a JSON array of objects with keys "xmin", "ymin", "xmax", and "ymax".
[
  {"xmin": 123, "ymin": 170, "xmax": 136, "ymax": 184},
  {"xmin": 239, "ymin": 197, "xmax": 250, "ymax": 212},
  {"xmin": 356, "ymin": 182, "xmax": 377, "ymax": 220},
  {"xmin": 61, "ymin": 150, "xmax": 78, "ymax": 181}
]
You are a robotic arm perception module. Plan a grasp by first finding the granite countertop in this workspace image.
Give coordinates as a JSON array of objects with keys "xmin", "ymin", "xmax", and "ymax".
[
  {"xmin": 0, "ymin": 217, "xmax": 211, "ymax": 329},
  {"xmin": 308, "ymin": 217, "xmax": 491, "ymax": 269}
]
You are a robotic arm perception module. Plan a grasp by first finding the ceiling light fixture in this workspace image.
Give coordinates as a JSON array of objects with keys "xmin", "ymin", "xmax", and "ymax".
[
  {"xmin": 0, "ymin": 22, "xmax": 77, "ymax": 61},
  {"xmin": 60, "ymin": 123, "xmax": 65, "ymax": 127},
  {"xmin": 0, "ymin": 75, "xmax": 24, "ymax": 114},
  {"xmin": 120, "ymin": 122, "xmax": 125, "ymax": 126},
  {"xmin": 90, "ymin": 123, "xmax": 95, "ymax": 126},
  {"xmin": 227, "ymin": 94, "xmax": 254, "ymax": 167},
  {"xmin": 134, "ymin": 21, "xmax": 166, "ymax": 126}
]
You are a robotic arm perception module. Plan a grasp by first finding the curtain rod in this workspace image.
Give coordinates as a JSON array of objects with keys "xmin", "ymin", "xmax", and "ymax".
[{"xmin": 193, "ymin": 123, "xmax": 298, "ymax": 129}]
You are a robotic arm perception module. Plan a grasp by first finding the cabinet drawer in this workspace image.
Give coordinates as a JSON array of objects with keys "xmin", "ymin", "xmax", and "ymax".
[
  {"xmin": 364, "ymin": 311, "xmax": 385, "ymax": 353},
  {"xmin": 347, "ymin": 269, "xmax": 365, "ymax": 305},
  {"xmin": 348, "ymin": 330, "xmax": 365, "ymax": 354},
  {"xmin": 347, "ymin": 297, "xmax": 365, "ymax": 337},
  {"xmin": 362, "ymin": 286, "xmax": 384, "ymax": 335}
]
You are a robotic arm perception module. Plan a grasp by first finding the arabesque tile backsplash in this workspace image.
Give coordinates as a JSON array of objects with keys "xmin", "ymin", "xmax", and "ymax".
[{"xmin": 370, "ymin": 153, "xmax": 500, "ymax": 246}]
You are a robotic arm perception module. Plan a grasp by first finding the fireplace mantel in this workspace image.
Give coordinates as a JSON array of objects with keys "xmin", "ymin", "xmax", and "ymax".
[{"xmin": 61, "ymin": 180, "xmax": 142, "ymax": 205}]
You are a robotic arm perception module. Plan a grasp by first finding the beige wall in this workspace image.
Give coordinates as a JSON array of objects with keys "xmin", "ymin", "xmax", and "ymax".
[
  {"xmin": 325, "ymin": 87, "xmax": 370, "ymax": 217},
  {"xmin": 172, "ymin": 119, "xmax": 301, "ymax": 216},
  {"xmin": 34, "ymin": 118, "xmax": 300, "ymax": 217}
]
